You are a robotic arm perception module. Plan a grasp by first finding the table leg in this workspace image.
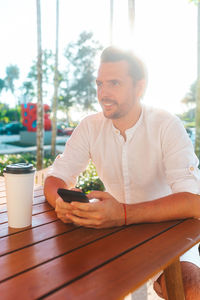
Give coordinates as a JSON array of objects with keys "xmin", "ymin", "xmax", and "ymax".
[{"xmin": 164, "ymin": 259, "xmax": 185, "ymax": 300}]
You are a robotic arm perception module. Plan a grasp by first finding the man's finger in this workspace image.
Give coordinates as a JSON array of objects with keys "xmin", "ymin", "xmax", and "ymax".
[
  {"xmin": 66, "ymin": 213, "xmax": 101, "ymax": 228},
  {"xmin": 56, "ymin": 197, "xmax": 72, "ymax": 209},
  {"xmin": 70, "ymin": 201, "xmax": 100, "ymax": 211},
  {"xmin": 69, "ymin": 207, "xmax": 102, "ymax": 221},
  {"xmin": 87, "ymin": 191, "xmax": 110, "ymax": 200},
  {"xmin": 60, "ymin": 217, "xmax": 72, "ymax": 224}
]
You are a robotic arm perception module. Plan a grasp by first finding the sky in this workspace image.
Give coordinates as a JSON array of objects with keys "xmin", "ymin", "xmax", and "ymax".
[{"xmin": 0, "ymin": 0, "xmax": 198, "ymax": 116}]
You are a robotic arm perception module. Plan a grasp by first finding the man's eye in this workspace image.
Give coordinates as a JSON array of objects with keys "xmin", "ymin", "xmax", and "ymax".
[
  {"xmin": 111, "ymin": 80, "xmax": 119, "ymax": 86},
  {"xmin": 96, "ymin": 81, "xmax": 102, "ymax": 87}
]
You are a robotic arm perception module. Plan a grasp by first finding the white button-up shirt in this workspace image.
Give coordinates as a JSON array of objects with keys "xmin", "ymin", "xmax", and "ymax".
[
  {"xmin": 48, "ymin": 105, "xmax": 200, "ymax": 204},
  {"xmin": 48, "ymin": 105, "xmax": 200, "ymax": 267}
]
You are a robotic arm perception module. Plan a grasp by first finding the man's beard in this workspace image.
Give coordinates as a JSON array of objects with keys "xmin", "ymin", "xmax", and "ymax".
[
  {"xmin": 103, "ymin": 110, "xmax": 123, "ymax": 119},
  {"xmin": 100, "ymin": 98, "xmax": 126, "ymax": 119}
]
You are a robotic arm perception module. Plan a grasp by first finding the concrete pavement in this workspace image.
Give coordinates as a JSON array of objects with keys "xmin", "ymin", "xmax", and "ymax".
[{"xmin": 0, "ymin": 134, "xmax": 66, "ymax": 154}]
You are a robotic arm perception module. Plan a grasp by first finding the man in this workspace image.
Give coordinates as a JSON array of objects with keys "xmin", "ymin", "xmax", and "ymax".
[{"xmin": 44, "ymin": 47, "xmax": 200, "ymax": 299}]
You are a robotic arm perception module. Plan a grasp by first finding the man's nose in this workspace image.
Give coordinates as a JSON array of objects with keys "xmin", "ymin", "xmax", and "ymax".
[{"xmin": 98, "ymin": 84, "xmax": 111, "ymax": 98}]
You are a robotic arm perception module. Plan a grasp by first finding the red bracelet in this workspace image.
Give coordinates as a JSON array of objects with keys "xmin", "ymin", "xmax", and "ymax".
[{"xmin": 123, "ymin": 203, "xmax": 127, "ymax": 225}]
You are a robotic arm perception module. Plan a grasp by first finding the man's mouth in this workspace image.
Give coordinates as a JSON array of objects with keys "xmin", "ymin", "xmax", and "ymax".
[
  {"xmin": 104, "ymin": 103, "xmax": 113, "ymax": 107},
  {"xmin": 101, "ymin": 99, "xmax": 116, "ymax": 108}
]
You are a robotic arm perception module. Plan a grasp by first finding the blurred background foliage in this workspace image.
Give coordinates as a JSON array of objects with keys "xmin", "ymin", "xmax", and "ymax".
[
  {"xmin": 76, "ymin": 160, "xmax": 105, "ymax": 193},
  {"xmin": 0, "ymin": 153, "xmax": 54, "ymax": 176},
  {"xmin": 0, "ymin": 31, "xmax": 102, "ymax": 123},
  {"xmin": 0, "ymin": 104, "xmax": 21, "ymax": 123},
  {"xmin": 0, "ymin": 154, "xmax": 104, "ymax": 193}
]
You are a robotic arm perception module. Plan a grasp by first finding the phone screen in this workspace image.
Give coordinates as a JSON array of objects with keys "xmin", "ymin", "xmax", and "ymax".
[{"xmin": 57, "ymin": 188, "xmax": 89, "ymax": 203}]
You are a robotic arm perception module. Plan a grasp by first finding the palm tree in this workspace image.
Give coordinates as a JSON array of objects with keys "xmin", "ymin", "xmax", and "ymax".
[
  {"xmin": 110, "ymin": 0, "xmax": 114, "ymax": 44},
  {"xmin": 195, "ymin": 2, "xmax": 200, "ymax": 158},
  {"xmin": 4, "ymin": 65, "xmax": 20, "ymax": 94},
  {"xmin": 128, "ymin": 0, "xmax": 135, "ymax": 39},
  {"xmin": 51, "ymin": 0, "xmax": 59, "ymax": 157},
  {"xmin": 36, "ymin": 0, "xmax": 44, "ymax": 170}
]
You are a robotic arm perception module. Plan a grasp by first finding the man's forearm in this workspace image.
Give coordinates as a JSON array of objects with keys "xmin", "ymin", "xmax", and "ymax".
[
  {"xmin": 44, "ymin": 176, "xmax": 68, "ymax": 208},
  {"xmin": 126, "ymin": 192, "xmax": 200, "ymax": 224}
]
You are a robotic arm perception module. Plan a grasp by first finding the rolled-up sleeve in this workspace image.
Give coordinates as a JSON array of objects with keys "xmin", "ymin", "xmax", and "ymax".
[
  {"xmin": 162, "ymin": 118, "xmax": 200, "ymax": 194},
  {"xmin": 46, "ymin": 118, "xmax": 90, "ymax": 188}
]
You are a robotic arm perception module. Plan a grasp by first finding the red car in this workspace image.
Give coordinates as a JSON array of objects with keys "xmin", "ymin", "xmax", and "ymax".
[{"xmin": 57, "ymin": 124, "xmax": 74, "ymax": 136}]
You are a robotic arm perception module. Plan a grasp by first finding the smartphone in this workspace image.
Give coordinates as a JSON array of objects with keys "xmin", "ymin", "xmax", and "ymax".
[{"xmin": 57, "ymin": 188, "xmax": 89, "ymax": 203}]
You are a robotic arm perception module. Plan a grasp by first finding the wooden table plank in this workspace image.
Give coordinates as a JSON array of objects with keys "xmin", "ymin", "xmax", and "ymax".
[
  {"xmin": 32, "ymin": 195, "xmax": 46, "ymax": 204},
  {"xmin": 31, "ymin": 202, "xmax": 53, "ymax": 215},
  {"xmin": 45, "ymin": 218, "xmax": 200, "ymax": 300},
  {"xmin": 0, "ymin": 203, "xmax": 7, "ymax": 213},
  {"xmin": 0, "ymin": 220, "xmax": 76, "ymax": 256},
  {"xmin": 0, "ymin": 185, "xmax": 5, "ymax": 192},
  {"xmin": 0, "ymin": 185, "xmax": 44, "ymax": 204},
  {"xmin": 0, "ymin": 221, "xmax": 181, "ymax": 299},
  {"xmin": 0, "ymin": 210, "xmax": 58, "ymax": 238},
  {"xmin": 0, "ymin": 203, "xmax": 53, "ymax": 224},
  {"xmin": 0, "ymin": 194, "xmax": 45, "ymax": 206},
  {"xmin": 0, "ymin": 190, "xmax": 6, "ymax": 199},
  {"xmin": 0, "ymin": 196, "xmax": 47, "ymax": 214},
  {"xmin": 0, "ymin": 176, "xmax": 5, "ymax": 182},
  {"xmin": 0, "ymin": 226, "xmax": 124, "ymax": 282}
]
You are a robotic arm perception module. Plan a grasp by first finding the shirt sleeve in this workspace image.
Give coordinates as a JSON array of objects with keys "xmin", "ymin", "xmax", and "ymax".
[
  {"xmin": 162, "ymin": 117, "xmax": 200, "ymax": 194},
  {"xmin": 46, "ymin": 118, "xmax": 90, "ymax": 188}
]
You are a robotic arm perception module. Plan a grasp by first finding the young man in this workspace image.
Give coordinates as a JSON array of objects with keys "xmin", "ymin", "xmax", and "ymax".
[{"xmin": 44, "ymin": 47, "xmax": 200, "ymax": 299}]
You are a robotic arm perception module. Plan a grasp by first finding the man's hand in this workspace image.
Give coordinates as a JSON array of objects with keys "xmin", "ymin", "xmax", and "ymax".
[
  {"xmin": 55, "ymin": 197, "xmax": 73, "ymax": 224},
  {"xmin": 55, "ymin": 188, "xmax": 83, "ymax": 224},
  {"xmin": 64, "ymin": 191, "xmax": 125, "ymax": 228},
  {"xmin": 44, "ymin": 176, "xmax": 68, "ymax": 208}
]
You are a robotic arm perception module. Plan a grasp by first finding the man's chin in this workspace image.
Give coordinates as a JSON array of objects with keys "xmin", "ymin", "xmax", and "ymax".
[{"xmin": 102, "ymin": 110, "xmax": 120, "ymax": 120}]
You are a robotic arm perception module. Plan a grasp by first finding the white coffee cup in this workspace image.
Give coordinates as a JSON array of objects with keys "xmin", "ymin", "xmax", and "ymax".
[{"xmin": 4, "ymin": 163, "xmax": 36, "ymax": 228}]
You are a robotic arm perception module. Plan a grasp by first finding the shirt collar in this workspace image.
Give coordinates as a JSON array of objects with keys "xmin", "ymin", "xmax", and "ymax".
[{"xmin": 111, "ymin": 105, "xmax": 144, "ymax": 139}]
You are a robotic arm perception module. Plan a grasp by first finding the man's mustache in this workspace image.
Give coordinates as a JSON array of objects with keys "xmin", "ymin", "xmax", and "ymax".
[{"xmin": 100, "ymin": 98, "xmax": 117, "ymax": 105}]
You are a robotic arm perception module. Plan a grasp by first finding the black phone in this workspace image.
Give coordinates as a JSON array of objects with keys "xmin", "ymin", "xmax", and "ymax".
[{"xmin": 57, "ymin": 188, "xmax": 89, "ymax": 203}]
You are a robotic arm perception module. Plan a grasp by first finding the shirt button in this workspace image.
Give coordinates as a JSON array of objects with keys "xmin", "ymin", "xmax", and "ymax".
[{"xmin": 190, "ymin": 166, "xmax": 194, "ymax": 171}]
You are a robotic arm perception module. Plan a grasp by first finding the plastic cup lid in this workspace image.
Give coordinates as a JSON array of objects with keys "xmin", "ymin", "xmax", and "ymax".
[{"xmin": 4, "ymin": 163, "xmax": 36, "ymax": 174}]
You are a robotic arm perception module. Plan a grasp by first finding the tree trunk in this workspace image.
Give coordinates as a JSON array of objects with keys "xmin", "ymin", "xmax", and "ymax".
[
  {"xmin": 36, "ymin": 0, "xmax": 44, "ymax": 170},
  {"xmin": 195, "ymin": 3, "xmax": 200, "ymax": 159},
  {"xmin": 195, "ymin": 79, "xmax": 200, "ymax": 159},
  {"xmin": 51, "ymin": 0, "xmax": 59, "ymax": 157},
  {"xmin": 128, "ymin": 0, "xmax": 135, "ymax": 39},
  {"xmin": 110, "ymin": 0, "xmax": 114, "ymax": 45}
]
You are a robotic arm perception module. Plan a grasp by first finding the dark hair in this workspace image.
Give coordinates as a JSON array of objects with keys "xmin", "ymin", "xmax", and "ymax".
[{"xmin": 100, "ymin": 46, "xmax": 146, "ymax": 82}]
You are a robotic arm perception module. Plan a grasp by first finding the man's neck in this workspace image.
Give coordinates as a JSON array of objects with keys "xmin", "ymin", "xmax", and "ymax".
[{"xmin": 112, "ymin": 103, "xmax": 142, "ymax": 140}]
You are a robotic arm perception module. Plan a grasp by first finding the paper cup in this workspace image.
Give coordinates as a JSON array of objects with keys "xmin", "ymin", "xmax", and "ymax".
[{"xmin": 4, "ymin": 163, "xmax": 36, "ymax": 228}]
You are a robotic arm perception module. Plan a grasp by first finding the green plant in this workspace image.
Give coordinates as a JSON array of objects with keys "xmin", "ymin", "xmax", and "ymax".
[
  {"xmin": 0, "ymin": 154, "xmax": 104, "ymax": 193},
  {"xmin": 0, "ymin": 153, "xmax": 54, "ymax": 176},
  {"xmin": 76, "ymin": 160, "xmax": 105, "ymax": 193}
]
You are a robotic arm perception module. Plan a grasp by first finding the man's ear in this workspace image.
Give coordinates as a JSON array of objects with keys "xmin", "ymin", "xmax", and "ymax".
[{"xmin": 136, "ymin": 79, "xmax": 146, "ymax": 99}]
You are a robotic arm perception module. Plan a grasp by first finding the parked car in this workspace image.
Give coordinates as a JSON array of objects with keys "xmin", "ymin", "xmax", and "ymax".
[
  {"xmin": 4, "ymin": 122, "xmax": 27, "ymax": 135},
  {"xmin": 0, "ymin": 122, "xmax": 6, "ymax": 134},
  {"xmin": 57, "ymin": 123, "xmax": 74, "ymax": 136}
]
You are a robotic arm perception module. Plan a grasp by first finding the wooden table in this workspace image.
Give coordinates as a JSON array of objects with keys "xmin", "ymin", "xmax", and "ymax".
[{"xmin": 0, "ymin": 179, "xmax": 200, "ymax": 300}]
